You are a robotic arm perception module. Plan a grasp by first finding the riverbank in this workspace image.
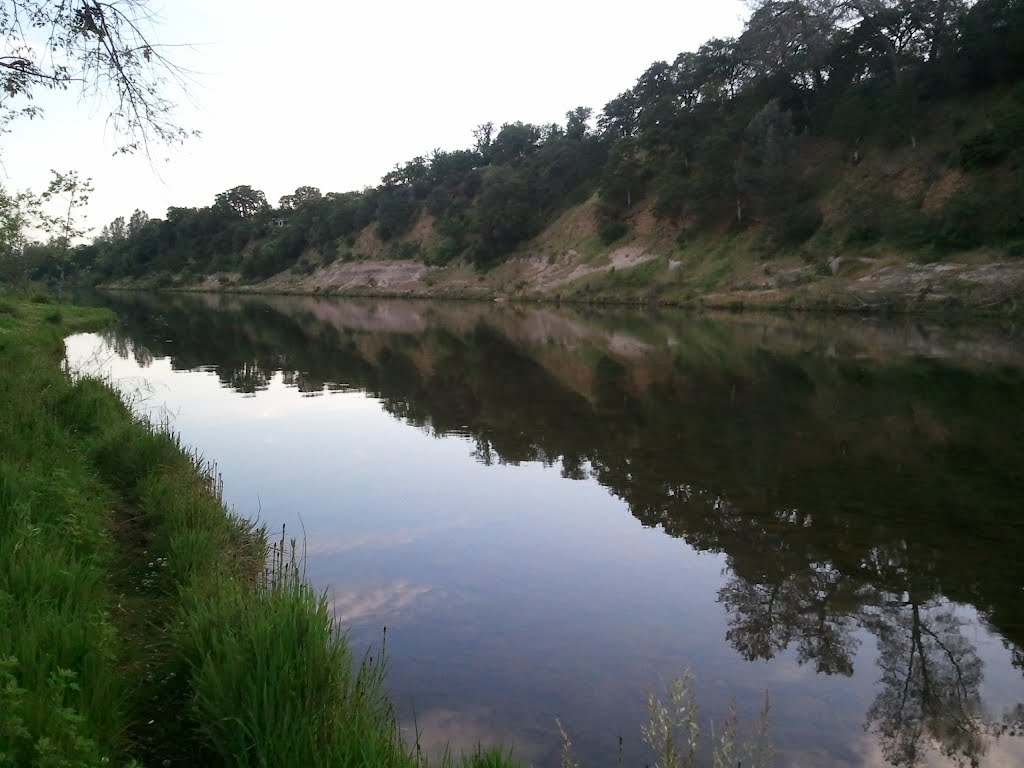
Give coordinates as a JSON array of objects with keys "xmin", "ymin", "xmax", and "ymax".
[
  {"xmin": 103, "ymin": 246, "xmax": 1024, "ymax": 318},
  {"xmin": 0, "ymin": 295, "xmax": 516, "ymax": 767}
]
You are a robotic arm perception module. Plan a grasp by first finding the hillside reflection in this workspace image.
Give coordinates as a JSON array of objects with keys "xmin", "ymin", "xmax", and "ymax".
[{"xmin": 93, "ymin": 292, "xmax": 1024, "ymax": 766}]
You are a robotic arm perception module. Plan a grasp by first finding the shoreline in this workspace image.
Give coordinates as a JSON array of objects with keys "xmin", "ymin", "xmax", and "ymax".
[{"xmin": 100, "ymin": 265, "xmax": 1024, "ymax": 319}]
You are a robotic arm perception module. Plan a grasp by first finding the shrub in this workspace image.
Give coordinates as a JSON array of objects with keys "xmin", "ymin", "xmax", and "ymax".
[
  {"xmin": 598, "ymin": 218, "xmax": 629, "ymax": 245},
  {"xmin": 653, "ymin": 177, "xmax": 690, "ymax": 221},
  {"xmin": 959, "ymin": 93, "xmax": 1024, "ymax": 169},
  {"xmin": 426, "ymin": 239, "xmax": 461, "ymax": 266},
  {"xmin": 773, "ymin": 203, "xmax": 823, "ymax": 246},
  {"xmin": 391, "ymin": 241, "xmax": 422, "ymax": 261}
]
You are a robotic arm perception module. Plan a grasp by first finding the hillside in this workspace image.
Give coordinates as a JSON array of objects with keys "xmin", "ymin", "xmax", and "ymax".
[
  {"xmin": 14, "ymin": 0, "xmax": 1024, "ymax": 312},
  {"xmin": 110, "ymin": 97, "xmax": 1024, "ymax": 313}
]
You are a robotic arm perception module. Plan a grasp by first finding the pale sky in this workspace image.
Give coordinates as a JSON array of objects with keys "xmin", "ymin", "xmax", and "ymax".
[{"xmin": 4, "ymin": 0, "xmax": 747, "ymax": 233}]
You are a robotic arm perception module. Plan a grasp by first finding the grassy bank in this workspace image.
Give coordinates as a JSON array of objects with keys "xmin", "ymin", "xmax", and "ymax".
[{"xmin": 0, "ymin": 295, "xmax": 516, "ymax": 767}]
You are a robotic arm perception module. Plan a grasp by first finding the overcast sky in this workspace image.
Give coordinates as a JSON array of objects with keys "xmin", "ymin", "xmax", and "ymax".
[{"xmin": 4, "ymin": 0, "xmax": 747, "ymax": 232}]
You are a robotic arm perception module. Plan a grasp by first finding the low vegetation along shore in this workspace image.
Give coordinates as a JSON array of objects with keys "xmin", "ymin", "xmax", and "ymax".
[{"xmin": 0, "ymin": 296, "xmax": 519, "ymax": 767}]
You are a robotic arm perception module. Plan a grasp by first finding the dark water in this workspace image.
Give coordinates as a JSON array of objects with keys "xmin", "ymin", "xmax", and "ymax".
[{"xmin": 67, "ymin": 292, "xmax": 1024, "ymax": 767}]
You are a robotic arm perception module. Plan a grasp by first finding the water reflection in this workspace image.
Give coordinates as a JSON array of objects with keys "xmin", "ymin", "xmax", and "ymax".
[
  {"xmin": 76, "ymin": 291, "xmax": 1024, "ymax": 766},
  {"xmin": 329, "ymin": 582, "xmax": 434, "ymax": 627}
]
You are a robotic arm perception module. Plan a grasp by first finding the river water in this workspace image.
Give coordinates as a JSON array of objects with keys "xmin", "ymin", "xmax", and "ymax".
[{"xmin": 66, "ymin": 292, "xmax": 1024, "ymax": 767}]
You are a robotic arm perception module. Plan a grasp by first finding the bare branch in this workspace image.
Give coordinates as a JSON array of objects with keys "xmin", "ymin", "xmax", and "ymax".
[{"xmin": 0, "ymin": 0, "xmax": 196, "ymax": 155}]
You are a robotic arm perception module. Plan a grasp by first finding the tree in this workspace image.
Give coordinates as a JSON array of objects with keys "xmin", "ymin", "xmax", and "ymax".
[
  {"xmin": 815, "ymin": 0, "xmax": 906, "ymax": 80},
  {"xmin": 958, "ymin": 0, "xmax": 1024, "ymax": 84},
  {"xmin": 565, "ymin": 106, "xmax": 593, "ymax": 141},
  {"xmin": 127, "ymin": 208, "xmax": 149, "ymax": 237},
  {"xmin": 600, "ymin": 138, "xmax": 647, "ymax": 212},
  {"xmin": 474, "ymin": 166, "xmax": 535, "ymax": 261},
  {"xmin": 0, "ymin": 0, "xmax": 194, "ymax": 153},
  {"xmin": 488, "ymin": 122, "xmax": 542, "ymax": 166},
  {"xmin": 0, "ymin": 184, "xmax": 34, "ymax": 287},
  {"xmin": 214, "ymin": 185, "xmax": 269, "ymax": 219},
  {"xmin": 472, "ymin": 122, "xmax": 495, "ymax": 156},
  {"xmin": 695, "ymin": 38, "xmax": 747, "ymax": 103},
  {"xmin": 918, "ymin": 0, "xmax": 969, "ymax": 62},
  {"xmin": 375, "ymin": 187, "xmax": 417, "ymax": 241},
  {"xmin": 278, "ymin": 186, "xmax": 322, "ymax": 210},
  {"xmin": 598, "ymin": 90, "xmax": 640, "ymax": 138},
  {"xmin": 428, "ymin": 148, "xmax": 480, "ymax": 188},
  {"xmin": 98, "ymin": 215, "xmax": 127, "ymax": 244},
  {"xmin": 39, "ymin": 169, "xmax": 94, "ymax": 288},
  {"xmin": 741, "ymin": 1, "xmax": 836, "ymax": 90},
  {"xmin": 382, "ymin": 158, "xmax": 431, "ymax": 196},
  {"xmin": 735, "ymin": 100, "xmax": 801, "ymax": 225}
]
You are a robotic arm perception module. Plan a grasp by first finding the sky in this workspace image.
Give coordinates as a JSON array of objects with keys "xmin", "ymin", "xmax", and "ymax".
[{"xmin": 3, "ymin": 0, "xmax": 748, "ymax": 233}]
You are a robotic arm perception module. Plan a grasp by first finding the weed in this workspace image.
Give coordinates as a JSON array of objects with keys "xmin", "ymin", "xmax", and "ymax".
[
  {"xmin": 557, "ymin": 718, "xmax": 580, "ymax": 768},
  {"xmin": 641, "ymin": 670, "xmax": 771, "ymax": 768}
]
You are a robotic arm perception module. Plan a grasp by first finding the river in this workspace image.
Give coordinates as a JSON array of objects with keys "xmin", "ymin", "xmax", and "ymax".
[{"xmin": 66, "ymin": 292, "xmax": 1024, "ymax": 767}]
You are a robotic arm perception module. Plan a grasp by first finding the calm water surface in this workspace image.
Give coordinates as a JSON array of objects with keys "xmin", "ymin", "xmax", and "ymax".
[{"xmin": 67, "ymin": 293, "xmax": 1024, "ymax": 767}]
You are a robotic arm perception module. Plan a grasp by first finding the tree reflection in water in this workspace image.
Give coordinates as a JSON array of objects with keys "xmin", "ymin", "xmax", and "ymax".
[
  {"xmin": 88, "ymin": 291, "xmax": 1024, "ymax": 766},
  {"xmin": 866, "ymin": 601, "xmax": 983, "ymax": 767}
]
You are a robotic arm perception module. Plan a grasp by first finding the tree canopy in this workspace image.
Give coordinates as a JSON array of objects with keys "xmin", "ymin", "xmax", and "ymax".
[{"xmin": 17, "ymin": 0, "xmax": 1024, "ymax": 286}]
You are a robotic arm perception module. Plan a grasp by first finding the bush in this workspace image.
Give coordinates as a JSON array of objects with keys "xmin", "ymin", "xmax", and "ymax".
[
  {"xmin": 391, "ymin": 241, "xmax": 422, "ymax": 261},
  {"xmin": 426, "ymin": 239, "xmax": 461, "ymax": 266},
  {"xmin": 242, "ymin": 241, "xmax": 285, "ymax": 279},
  {"xmin": 653, "ymin": 177, "xmax": 690, "ymax": 220},
  {"xmin": 598, "ymin": 217, "xmax": 629, "ymax": 245},
  {"xmin": 320, "ymin": 239, "xmax": 339, "ymax": 262},
  {"xmin": 932, "ymin": 181, "xmax": 1024, "ymax": 250},
  {"xmin": 773, "ymin": 203, "xmax": 823, "ymax": 246},
  {"xmin": 959, "ymin": 93, "xmax": 1024, "ymax": 169},
  {"xmin": 0, "ymin": 659, "xmax": 110, "ymax": 768}
]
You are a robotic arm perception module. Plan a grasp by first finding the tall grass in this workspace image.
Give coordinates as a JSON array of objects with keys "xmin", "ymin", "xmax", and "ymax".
[
  {"xmin": 641, "ymin": 670, "xmax": 772, "ymax": 768},
  {"xmin": 0, "ymin": 300, "xmax": 124, "ymax": 766},
  {"xmin": 557, "ymin": 671, "xmax": 772, "ymax": 768}
]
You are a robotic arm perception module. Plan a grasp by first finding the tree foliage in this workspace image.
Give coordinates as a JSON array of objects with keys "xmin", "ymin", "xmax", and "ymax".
[
  {"xmin": 0, "ymin": 0, "xmax": 195, "ymax": 153},
  {"xmin": 278, "ymin": 186, "xmax": 322, "ymax": 210},
  {"xmin": 214, "ymin": 185, "xmax": 270, "ymax": 219},
  {"xmin": 0, "ymin": 1, "xmax": 194, "ymax": 290}
]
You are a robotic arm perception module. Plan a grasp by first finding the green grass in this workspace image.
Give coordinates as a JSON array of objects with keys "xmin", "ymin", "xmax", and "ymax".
[
  {"xmin": 0, "ymin": 295, "xmax": 520, "ymax": 768},
  {"xmin": 0, "ymin": 300, "xmax": 126, "ymax": 766}
]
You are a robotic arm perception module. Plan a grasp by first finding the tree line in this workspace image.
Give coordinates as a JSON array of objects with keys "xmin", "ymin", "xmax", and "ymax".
[{"xmin": 6, "ymin": 0, "xmax": 1024, "ymax": 286}]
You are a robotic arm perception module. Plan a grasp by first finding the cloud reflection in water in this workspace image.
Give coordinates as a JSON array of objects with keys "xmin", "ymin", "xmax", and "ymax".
[{"xmin": 329, "ymin": 581, "xmax": 433, "ymax": 627}]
